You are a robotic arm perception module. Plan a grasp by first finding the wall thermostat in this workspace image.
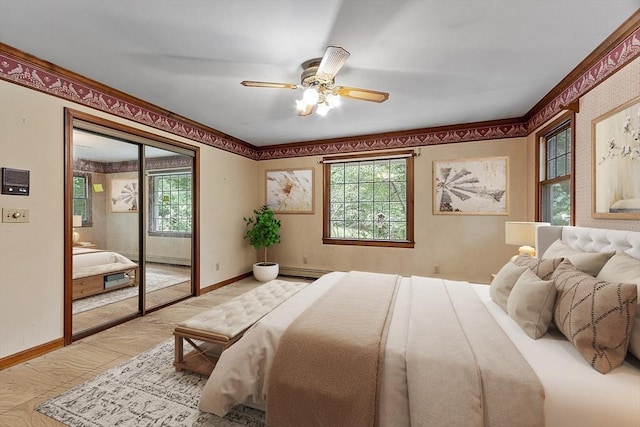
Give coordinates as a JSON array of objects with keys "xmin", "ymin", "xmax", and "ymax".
[{"xmin": 1, "ymin": 167, "xmax": 30, "ymax": 196}]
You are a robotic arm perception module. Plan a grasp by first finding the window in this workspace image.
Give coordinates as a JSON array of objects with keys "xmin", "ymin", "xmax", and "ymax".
[
  {"xmin": 72, "ymin": 172, "xmax": 92, "ymax": 226},
  {"xmin": 149, "ymin": 170, "xmax": 192, "ymax": 236},
  {"xmin": 323, "ymin": 151, "xmax": 414, "ymax": 248},
  {"xmin": 538, "ymin": 115, "xmax": 573, "ymax": 225}
]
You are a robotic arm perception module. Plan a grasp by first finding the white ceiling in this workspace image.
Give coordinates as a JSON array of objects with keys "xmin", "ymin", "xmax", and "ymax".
[
  {"xmin": 73, "ymin": 130, "xmax": 179, "ymax": 162},
  {"xmin": 1, "ymin": 1, "xmax": 638, "ymax": 147}
]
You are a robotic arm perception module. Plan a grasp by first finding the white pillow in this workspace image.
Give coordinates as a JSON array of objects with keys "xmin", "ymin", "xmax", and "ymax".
[
  {"xmin": 541, "ymin": 239, "xmax": 613, "ymax": 276},
  {"xmin": 597, "ymin": 252, "xmax": 640, "ymax": 359}
]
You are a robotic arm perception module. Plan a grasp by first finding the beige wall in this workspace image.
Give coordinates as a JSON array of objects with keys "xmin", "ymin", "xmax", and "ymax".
[
  {"xmin": 526, "ymin": 57, "xmax": 640, "ymax": 232},
  {"xmin": 259, "ymin": 137, "xmax": 530, "ymax": 284},
  {"xmin": 0, "ymin": 79, "xmax": 257, "ymax": 358}
]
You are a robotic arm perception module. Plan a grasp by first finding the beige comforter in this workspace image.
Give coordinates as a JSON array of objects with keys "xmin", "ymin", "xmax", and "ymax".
[
  {"xmin": 266, "ymin": 271, "xmax": 400, "ymax": 427},
  {"xmin": 407, "ymin": 277, "xmax": 544, "ymax": 427},
  {"xmin": 199, "ymin": 272, "xmax": 545, "ymax": 426}
]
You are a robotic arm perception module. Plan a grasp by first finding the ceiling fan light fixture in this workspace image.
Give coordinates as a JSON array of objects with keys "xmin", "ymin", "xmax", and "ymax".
[
  {"xmin": 316, "ymin": 102, "xmax": 330, "ymax": 116},
  {"xmin": 295, "ymin": 99, "xmax": 307, "ymax": 112},
  {"xmin": 302, "ymin": 87, "xmax": 320, "ymax": 105},
  {"xmin": 325, "ymin": 93, "xmax": 341, "ymax": 108}
]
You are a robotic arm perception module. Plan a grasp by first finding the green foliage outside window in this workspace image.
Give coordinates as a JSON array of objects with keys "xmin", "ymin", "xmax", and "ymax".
[
  {"xmin": 73, "ymin": 173, "xmax": 91, "ymax": 225},
  {"xmin": 150, "ymin": 173, "xmax": 192, "ymax": 234},
  {"xmin": 329, "ymin": 158, "xmax": 408, "ymax": 241}
]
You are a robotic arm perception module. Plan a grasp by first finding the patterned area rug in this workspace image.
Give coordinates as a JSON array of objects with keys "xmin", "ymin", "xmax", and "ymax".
[
  {"xmin": 73, "ymin": 268, "xmax": 190, "ymax": 314},
  {"xmin": 36, "ymin": 340, "xmax": 265, "ymax": 426}
]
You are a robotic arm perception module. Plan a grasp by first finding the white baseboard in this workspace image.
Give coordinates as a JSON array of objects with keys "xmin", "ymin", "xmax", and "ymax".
[
  {"xmin": 122, "ymin": 253, "xmax": 191, "ymax": 266},
  {"xmin": 279, "ymin": 266, "xmax": 330, "ymax": 279}
]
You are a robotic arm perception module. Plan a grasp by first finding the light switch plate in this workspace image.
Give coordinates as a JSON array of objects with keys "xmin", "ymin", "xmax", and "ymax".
[{"xmin": 2, "ymin": 208, "xmax": 30, "ymax": 223}]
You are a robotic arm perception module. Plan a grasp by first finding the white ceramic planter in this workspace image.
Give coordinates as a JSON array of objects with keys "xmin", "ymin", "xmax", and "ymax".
[{"xmin": 253, "ymin": 262, "xmax": 279, "ymax": 282}]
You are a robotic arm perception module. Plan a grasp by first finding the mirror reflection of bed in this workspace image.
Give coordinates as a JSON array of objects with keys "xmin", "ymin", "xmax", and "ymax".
[{"xmin": 72, "ymin": 249, "xmax": 191, "ymax": 334}]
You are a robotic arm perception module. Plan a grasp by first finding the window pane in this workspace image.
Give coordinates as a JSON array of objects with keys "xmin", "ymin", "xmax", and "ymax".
[
  {"xmin": 541, "ymin": 180, "xmax": 570, "ymax": 225},
  {"xmin": 556, "ymin": 156, "xmax": 566, "ymax": 176},
  {"xmin": 547, "ymin": 159, "xmax": 556, "ymax": 179},
  {"xmin": 325, "ymin": 154, "xmax": 411, "ymax": 243},
  {"xmin": 331, "ymin": 221, "xmax": 345, "ymax": 238},
  {"xmin": 149, "ymin": 173, "xmax": 192, "ymax": 234},
  {"xmin": 330, "ymin": 164, "xmax": 344, "ymax": 184},
  {"xmin": 359, "ymin": 162, "xmax": 374, "ymax": 182},
  {"xmin": 557, "ymin": 133, "xmax": 566, "ymax": 155},
  {"xmin": 344, "ymin": 164, "xmax": 359, "ymax": 183},
  {"xmin": 344, "ymin": 184, "xmax": 359, "ymax": 202},
  {"xmin": 374, "ymin": 161, "xmax": 390, "ymax": 181},
  {"xmin": 331, "ymin": 203, "xmax": 344, "ymax": 220},
  {"xmin": 344, "ymin": 220, "xmax": 358, "ymax": 238},
  {"xmin": 547, "ymin": 136, "xmax": 556, "ymax": 158}
]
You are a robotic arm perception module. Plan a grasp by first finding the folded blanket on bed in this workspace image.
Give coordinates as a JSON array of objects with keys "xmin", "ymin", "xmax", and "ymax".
[
  {"xmin": 266, "ymin": 271, "xmax": 400, "ymax": 427},
  {"xmin": 407, "ymin": 277, "xmax": 545, "ymax": 427}
]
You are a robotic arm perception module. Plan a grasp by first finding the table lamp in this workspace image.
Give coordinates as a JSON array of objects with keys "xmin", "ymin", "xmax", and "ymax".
[
  {"xmin": 72, "ymin": 215, "xmax": 82, "ymax": 244},
  {"xmin": 505, "ymin": 221, "xmax": 550, "ymax": 257}
]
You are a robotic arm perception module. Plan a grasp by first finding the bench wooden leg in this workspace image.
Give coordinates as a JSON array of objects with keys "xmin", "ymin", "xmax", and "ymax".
[{"xmin": 174, "ymin": 334, "xmax": 185, "ymax": 371}]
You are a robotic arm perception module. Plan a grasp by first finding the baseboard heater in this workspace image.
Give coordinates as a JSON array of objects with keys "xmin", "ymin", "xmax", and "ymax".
[
  {"xmin": 104, "ymin": 272, "xmax": 131, "ymax": 289},
  {"xmin": 278, "ymin": 266, "xmax": 330, "ymax": 279}
]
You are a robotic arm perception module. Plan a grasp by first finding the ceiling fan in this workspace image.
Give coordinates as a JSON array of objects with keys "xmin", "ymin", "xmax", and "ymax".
[{"xmin": 241, "ymin": 46, "xmax": 389, "ymax": 116}]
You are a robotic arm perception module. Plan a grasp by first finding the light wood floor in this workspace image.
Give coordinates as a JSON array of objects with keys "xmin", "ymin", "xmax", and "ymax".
[{"xmin": 0, "ymin": 276, "xmax": 309, "ymax": 426}]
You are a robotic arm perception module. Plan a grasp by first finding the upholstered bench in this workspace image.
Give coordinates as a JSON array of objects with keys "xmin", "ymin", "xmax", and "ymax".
[{"xmin": 173, "ymin": 279, "xmax": 308, "ymax": 375}]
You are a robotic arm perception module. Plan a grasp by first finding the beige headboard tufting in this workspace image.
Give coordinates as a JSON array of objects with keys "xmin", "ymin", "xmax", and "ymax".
[{"xmin": 536, "ymin": 226, "xmax": 640, "ymax": 260}]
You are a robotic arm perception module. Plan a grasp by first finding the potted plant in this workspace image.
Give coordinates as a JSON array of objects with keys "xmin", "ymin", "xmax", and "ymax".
[{"xmin": 244, "ymin": 205, "xmax": 282, "ymax": 281}]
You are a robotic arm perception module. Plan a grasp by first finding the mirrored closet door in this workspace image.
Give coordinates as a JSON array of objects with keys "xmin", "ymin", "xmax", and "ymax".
[
  {"xmin": 71, "ymin": 131, "xmax": 141, "ymax": 336},
  {"xmin": 144, "ymin": 146, "xmax": 193, "ymax": 311},
  {"xmin": 67, "ymin": 111, "xmax": 196, "ymax": 341}
]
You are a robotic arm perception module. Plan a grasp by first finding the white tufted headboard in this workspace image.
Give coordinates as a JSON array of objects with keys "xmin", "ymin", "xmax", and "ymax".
[{"xmin": 536, "ymin": 226, "xmax": 640, "ymax": 260}]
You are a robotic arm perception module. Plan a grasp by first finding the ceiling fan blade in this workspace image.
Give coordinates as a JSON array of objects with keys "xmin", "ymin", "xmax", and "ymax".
[
  {"xmin": 335, "ymin": 86, "xmax": 389, "ymax": 103},
  {"xmin": 316, "ymin": 46, "xmax": 350, "ymax": 81},
  {"xmin": 241, "ymin": 80, "xmax": 299, "ymax": 89}
]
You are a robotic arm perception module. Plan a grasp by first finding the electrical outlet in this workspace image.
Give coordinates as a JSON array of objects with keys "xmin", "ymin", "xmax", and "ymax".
[
  {"xmin": 433, "ymin": 265, "xmax": 441, "ymax": 274},
  {"xmin": 303, "ymin": 256, "xmax": 308, "ymax": 264},
  {"xmin": 215, "ymin": 262, "xmax": 220, "ymax": 271},
  {"xmin": 2, "ymin": 208, "xmax": 29, "ymax": 223}
]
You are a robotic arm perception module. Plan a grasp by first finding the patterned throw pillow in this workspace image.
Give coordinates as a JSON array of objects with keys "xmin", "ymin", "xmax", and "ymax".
[
  {"xmin": 552, "ymin": 260, "xmax": 637, "ymax": 374},
  {"xmin": 513, "ymin": 254, "xmax": 563, "ymax": 280}
]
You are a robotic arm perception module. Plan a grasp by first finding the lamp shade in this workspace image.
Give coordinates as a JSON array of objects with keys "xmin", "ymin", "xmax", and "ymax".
[
  {"xmin": 73, "ymin": 215, "xmax": 83, "ymax": 227},
  {"xmin": 505, "ymin": 221, "xmax": 550, "ymax": 256}
]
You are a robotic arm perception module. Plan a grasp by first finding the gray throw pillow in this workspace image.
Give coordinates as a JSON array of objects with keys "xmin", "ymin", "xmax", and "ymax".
[
  {"xmin": 541, "ymin": 239, "xmax": 613, "ymax": 276},
  {"xmin": 508, "ymin": 269, "xmax": 556, "ymax": 339},
  {"xmin": 490, "ymin": 262, "xmax": 528, "ymax": 312}
]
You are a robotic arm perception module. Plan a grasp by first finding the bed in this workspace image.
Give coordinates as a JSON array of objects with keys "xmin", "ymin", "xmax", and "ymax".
[
  {"xmin": 198, "ymin": 226, "xmax": 640, "ymax": 427},
  {"xmin": 72, "ymin": 247, "xmax": 138, "ymax": 300}
]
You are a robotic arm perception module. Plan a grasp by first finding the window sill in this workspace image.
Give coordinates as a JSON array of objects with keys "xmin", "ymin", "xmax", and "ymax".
[{"xmin": 322, "ymin": 238, "xmax": 414, "ymax": 248}]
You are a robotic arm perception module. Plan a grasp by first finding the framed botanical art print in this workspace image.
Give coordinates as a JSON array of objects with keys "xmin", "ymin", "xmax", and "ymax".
[
  {"xmin": 592, "ymin": 96, "xmax": 640, "ymax": 219},
  {"xmin": 433, "ymin": 156, "xmax": 508, "ymax": 215},
  {"xmin": 266, "ymin": 168, "xmax": 314, "ymax": 214}
]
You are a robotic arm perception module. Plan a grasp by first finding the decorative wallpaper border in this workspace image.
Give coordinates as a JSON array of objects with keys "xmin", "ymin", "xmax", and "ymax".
[
  {"xmin": 255, "ymin": 123, "xmax": 528, "ymax": 160},
  {"xmin": 1, "ymin": 26, "xmax": 638, "ymax": 160},
  {"xmin": 527, "ymin": 27, "xmax": 640, "ymax": 132},
  {"xmin": 74, "ymin": 155, "xmax": 192, "ymax": 174},
  {"xmin": 0, "ymin": 52, "xmax": 257, "ymax": 160}
]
